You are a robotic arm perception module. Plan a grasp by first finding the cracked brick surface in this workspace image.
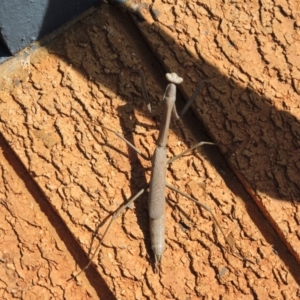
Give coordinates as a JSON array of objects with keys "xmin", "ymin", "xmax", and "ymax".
[
  {"xmin": 135, "ymin": 0, "xmax": 300, "ymax": 266},
  {"xmin": 0, "ymin": 138, "xmax": 98, "ymax": 299},
  {"xmin": 0, "ymin": 3, "xmax": 299, "ymax": 300}
]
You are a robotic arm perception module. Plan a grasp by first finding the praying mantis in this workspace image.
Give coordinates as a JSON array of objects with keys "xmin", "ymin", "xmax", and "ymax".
[{"xmin": 73, "ymin": 71, "xmax": 234, "ymax": 278}]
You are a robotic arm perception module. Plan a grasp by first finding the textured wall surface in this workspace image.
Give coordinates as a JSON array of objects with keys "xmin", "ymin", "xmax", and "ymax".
[{"xmin": 0, "ymin": 4, "xmax": 299, "ymax": 299}]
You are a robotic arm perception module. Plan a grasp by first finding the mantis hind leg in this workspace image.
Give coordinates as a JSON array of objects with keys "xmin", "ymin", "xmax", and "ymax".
[{"xmin": 72, "ymin": 184, "xmax": 149, "ymax": 279}]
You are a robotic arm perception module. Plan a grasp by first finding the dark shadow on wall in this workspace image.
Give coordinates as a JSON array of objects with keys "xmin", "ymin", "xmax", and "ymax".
[
  {"xmin": 0, "ymin": 45, "xmax": 10, "ymax": 63},
  {"xmin": 42, "ymin": 2, "xmax": 300, "ymax": 206}
]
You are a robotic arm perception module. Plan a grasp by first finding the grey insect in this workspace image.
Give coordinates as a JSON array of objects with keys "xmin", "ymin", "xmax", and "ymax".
[{"xmin": 73, "ymin": 71, "xmax": 232, "ymax": 277}]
